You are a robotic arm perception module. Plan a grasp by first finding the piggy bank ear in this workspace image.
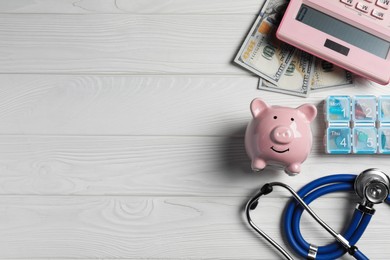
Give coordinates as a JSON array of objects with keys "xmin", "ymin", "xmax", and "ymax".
[
  {"xmin": 297, "ymin": 103, "xmax": 317, "ymax": 122},
  {"xmin": 250, "ymin": 98, "xmax": 268, "ymax": 118}
]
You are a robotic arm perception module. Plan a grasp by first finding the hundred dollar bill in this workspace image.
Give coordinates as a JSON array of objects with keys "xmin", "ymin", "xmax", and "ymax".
[
  {"xmin": 258, "ymin": 49, "xmax": 315, "ymax": 97},
  {"xmin": 311, "ymin": 58, "xmax": 354, "ymax": 90},
  {"xmin": 234, "ymin": 0, "xmax": 294, "ymax": 85}
]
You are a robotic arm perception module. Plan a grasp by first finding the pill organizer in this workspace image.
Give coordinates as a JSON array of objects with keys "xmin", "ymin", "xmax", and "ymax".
[
  {"xmin": 276, "ymin": 0, "xmax": 390, "ymax": 85},
  {"xmin": 324, "ymin": 95, "xmax": 390, "ymax": 154}
]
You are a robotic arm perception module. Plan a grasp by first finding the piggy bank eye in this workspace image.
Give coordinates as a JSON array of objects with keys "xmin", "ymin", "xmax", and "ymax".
[
  {"xmin": 273, "ymin": 116, "xmax": 277, "ymax": 119},
  {"xmin": 291, "ymin": 118, "xmax": 294, "ymax": 121}
]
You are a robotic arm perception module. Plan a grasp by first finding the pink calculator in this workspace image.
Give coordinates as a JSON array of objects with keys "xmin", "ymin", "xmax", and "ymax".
[{"xmin": 276, "ymin": 0, "xmax": 390, "ymax": 85}]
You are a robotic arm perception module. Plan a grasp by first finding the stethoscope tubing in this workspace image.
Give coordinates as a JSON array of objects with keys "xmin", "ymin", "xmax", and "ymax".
[
  {"xmin": 246, "ymin": 173, "xmax": 390, "ymax": 260},
  {"xmin": 284, "ymin": 174, "xmax": 370, "ymax": 259}
]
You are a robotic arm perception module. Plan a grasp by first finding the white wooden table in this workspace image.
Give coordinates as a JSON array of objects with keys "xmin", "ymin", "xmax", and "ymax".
[{"xmin": 0, "ymin": 0, "xmax": 389, "ymax": 259}]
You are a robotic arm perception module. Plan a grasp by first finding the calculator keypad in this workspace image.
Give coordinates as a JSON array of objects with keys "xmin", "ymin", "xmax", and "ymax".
[{"xmin": 340, "ymin": 0, "xmax": 389, "ymax": 21}]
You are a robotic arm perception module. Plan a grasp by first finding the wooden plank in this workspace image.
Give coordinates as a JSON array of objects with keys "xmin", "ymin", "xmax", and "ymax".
[
  {"xmin": 0, "ymin": 135, "xmax": 389, "ymax": 196},
  {"xmin": 0, "ymin": 195, "xmax": 388, "ymax": 259},
  {"xmin": 0, "ymin": 75, "xmax": 384, "ymax": 136},
  {"xmin": 0, "ymin": 75, "xmax": 263, "ymax": 135},
  {"xmin": 0, "ymin": 14, "xmax": 258, "ymax": 74},
  {"xmin": 0, "ymin": 0, "xmax": 265, "ymax": 14}
]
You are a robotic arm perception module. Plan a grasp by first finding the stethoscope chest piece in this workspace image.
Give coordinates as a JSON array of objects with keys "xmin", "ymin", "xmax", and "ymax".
[{"xmin": 355, "ymin": 168, "xmax": 390, "ymax": 205}]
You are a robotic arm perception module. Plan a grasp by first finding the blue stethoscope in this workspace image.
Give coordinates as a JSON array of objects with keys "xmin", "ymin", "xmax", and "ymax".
[{"xmin": 245, "ymin": 168, "xmax": 390, "ymax": 260}]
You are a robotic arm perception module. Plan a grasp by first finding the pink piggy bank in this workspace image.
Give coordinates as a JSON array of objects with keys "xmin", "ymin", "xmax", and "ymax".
[{"xmin": 245, "ymin": 98, "xmax": 317, "ymax": 175}]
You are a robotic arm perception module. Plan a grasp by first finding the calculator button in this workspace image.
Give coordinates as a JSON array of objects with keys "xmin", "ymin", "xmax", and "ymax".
[
  {"xmin": 376, "ymin": 0, "xmax": 389, "ymax": 9},
  {"xmin": 372, "ymin": 8, "xmax": 385, "ymax": 19},
  {"xmin": 341, "ymin": 0, "xmax": 354, "ymax": 6},
  {"xmin": 356, "ymin": 2, "xmax": 371, "ymax": 12}
]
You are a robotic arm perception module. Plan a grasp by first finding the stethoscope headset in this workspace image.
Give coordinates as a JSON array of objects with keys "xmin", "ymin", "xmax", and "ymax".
[{"xmin": 245, "ymin": 168, "xmax": 390, "ymax": 260}]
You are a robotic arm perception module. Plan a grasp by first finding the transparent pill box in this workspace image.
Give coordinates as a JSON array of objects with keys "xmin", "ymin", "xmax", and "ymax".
[{"xmin": 324, "ymin": 95, "xmax": 390, "ymax": 154}]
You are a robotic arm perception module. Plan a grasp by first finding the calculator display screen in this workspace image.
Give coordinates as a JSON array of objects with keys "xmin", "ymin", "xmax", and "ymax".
[{"xmin": 296, "ymin": 4, "xmax": 390, "ymax": 59}]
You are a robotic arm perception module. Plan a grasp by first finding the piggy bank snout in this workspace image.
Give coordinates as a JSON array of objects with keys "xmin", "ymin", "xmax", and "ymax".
[{"xmin": 271, "ymin": 126, "xmax": 293, "ymax": 144}]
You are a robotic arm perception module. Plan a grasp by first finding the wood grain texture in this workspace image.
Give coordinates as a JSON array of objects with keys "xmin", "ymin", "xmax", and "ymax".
[
  {"xmin": 0, "ymin": 75, "xmax": 385, "ymax": 136},
  {"xmin": 0, "ymin": 0, "xmax": 264, "ymax": 14},
  {"xmin": 0, "ymin": 135, "xmax": 389, "ymax": 197},
  {"xmin": 0, "ymin": 14, "xmax": 257, "ymax": 74},
  {"xmin": 0, "ymin": 75, "xmax": 258, "ymax": 135},
  {"xmin": 0, "ymin": 195, "xmax": 389, "ymax": 259},
  {"xmin": 1, "ymin": 0, "xmax": 390, "ymax": 259}
]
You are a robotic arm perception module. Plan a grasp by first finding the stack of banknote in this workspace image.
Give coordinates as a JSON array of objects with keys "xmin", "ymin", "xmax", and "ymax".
[{"xmin": 234, "ymin": 0, "xmax": 353, "ymax": 97}]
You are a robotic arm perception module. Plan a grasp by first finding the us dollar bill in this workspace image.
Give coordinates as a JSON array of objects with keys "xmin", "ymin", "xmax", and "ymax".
[
  {"xmin": 311, "ymin": 58, "xmax": 354, "ymax": 90},
  {"xmin": 234, "ymin": 0, "xmax": 294, "ymax": 85},
  {"xmin": 236, "ymin": 0, "xmax": 354, "ymax": 97},
  {"xmin": 258, "ymin": 49, "xmax": 314, "ymax": 97}
]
